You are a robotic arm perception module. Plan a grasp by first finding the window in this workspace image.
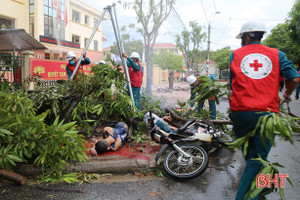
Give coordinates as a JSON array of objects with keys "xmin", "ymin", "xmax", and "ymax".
[
  {"xmin": 44, "ymin": 0, "xmax": 65, "ymax": 39},
  {"xmin": 94, "ymin": 40, "xmax": 98, "ymax": 51},
  {"xmin": 29, "ymin": 0, "xmax": 34, "ymax": 36},
  {"xmin": 84, "ymin": 38, "xmax": 89, "ymax": 48},
  {"xmin": 94, "ymin": 18, "xmax": 98, "ymax": 28},
  {"xmin": 29, "ymin": 15, "xmax": 34, "ymax": 36},
  {"xmin": 72, "ymin": 10, "xmax": 80, "ymax": 23},
  {"xmin": 0, "ymin": 17, "xmax": 14, "ymax": 30},
  {"xmin": 72, "ymin": 35, "xmax": 80, "ymax": 44},
  {"xmin": 85, "ymin": 15, "xmax": 89, "ymax": 26}
]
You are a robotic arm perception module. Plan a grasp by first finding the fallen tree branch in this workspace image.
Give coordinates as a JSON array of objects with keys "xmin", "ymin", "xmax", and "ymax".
[
  {"xmin": 165, "ymin": 107, "xmax": 232, "ymax": 125},
  {"xmin": 0, "ymin": 169, "xmax": 27, "ymax": 185}
]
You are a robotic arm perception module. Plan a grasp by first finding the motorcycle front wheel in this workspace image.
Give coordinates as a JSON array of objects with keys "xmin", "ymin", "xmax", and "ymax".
[{"xmin": 163, "ymin": 144, "xmax": 208, "ymax": 180}]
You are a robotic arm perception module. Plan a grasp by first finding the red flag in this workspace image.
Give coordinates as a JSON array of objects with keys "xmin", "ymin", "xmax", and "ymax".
[
  {"xmin": 52, "ymin": 0, "xmax": 58, "ymax": 10},
  {"xmin": 65, "ymin": 7, "xmax": 68, "ymax": 26},
  {"xmin": 58, "ymin": 6, "xmax": 61, "ymax": 23}
]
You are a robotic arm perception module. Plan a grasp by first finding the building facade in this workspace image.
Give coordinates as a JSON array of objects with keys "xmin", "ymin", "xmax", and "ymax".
[{"xmin": 0, "ymin": 0, "xmax": 107, "ymax": 63}]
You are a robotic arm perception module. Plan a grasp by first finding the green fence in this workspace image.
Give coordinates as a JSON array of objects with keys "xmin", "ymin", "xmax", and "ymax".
[{"xmin": 0, "ymin": 54, "xmax": 24, "ymax": 88}]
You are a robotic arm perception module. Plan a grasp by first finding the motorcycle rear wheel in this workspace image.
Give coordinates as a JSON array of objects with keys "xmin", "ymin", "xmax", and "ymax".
[{"xmin": 163, "ymin": 144, "xmax": 208, "ymax": 180}]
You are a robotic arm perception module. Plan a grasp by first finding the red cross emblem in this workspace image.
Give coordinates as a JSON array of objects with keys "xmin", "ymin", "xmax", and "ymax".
[{"xmin": 249, "ymin": 60, "xmax": 263, "ymax": 71}]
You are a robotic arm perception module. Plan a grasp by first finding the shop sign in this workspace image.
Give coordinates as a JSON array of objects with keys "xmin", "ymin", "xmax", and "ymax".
[
  {"xmin": 30, "ymin": 59, "xmax": 91, "ymax": 80},
  {"xmin": 40, "ymin": 36, "xmax": 80, "ymax": 49}
]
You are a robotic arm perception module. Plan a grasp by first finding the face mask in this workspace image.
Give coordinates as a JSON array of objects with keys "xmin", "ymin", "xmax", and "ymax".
[{"xmin": 69, "ymin": 60, "xmax": 75, "ymax": 65}]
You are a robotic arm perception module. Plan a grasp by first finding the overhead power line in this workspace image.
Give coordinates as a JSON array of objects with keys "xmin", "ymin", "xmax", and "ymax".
[
  {"xmin": 200, "ymin": 0, "xmax": 208, "ymax": 25},
  {"xmin": 166, "ymin": 0, "xmax": 188, "ymax": 30}
]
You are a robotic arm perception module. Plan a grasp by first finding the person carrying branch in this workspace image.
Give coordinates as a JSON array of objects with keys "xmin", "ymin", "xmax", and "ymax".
[
  {"xmin": 229, "ymin": 20, "xmax": 300, "ymax": 200},
  {"xmin": 122, "ymin": 52, "xmax": 144, "ymax": 110},
  {"xmin": 187, "ymin": 74, "xmax": 217, "ymax": 119}
]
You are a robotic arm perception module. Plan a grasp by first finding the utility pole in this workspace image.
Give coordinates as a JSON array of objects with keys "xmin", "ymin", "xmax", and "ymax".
[{"xmin": 206, "ymin": 11, "xmax": 220, "ymax": 74}]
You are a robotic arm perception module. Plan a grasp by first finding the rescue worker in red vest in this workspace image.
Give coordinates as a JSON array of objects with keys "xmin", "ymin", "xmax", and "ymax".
[
  {"xmin": 66, "ymin": 51, "xmax": 90, "ymax": 79},
  {"xmin": 229, "ymin": 20, "xmax": 300, "ymax": 200},
  {"xmin": 122, "ymin": 52, "xmax": 144, "ymax": 110},
  {"xmin": 187, "ymin": 75, "xmax": 217, "ymax": 119}
]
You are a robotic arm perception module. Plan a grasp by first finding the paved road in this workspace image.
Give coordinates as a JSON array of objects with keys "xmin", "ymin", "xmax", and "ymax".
[{"xmin": 1, "ymin": 135, "xmax": 299, "ymax": 200}]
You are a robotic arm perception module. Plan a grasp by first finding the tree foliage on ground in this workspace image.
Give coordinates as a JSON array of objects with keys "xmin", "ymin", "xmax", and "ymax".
[
  {"xmin": 0, "ymin": 62, "xmax": 170, "ymax": 183},
  {"xmin": 0, "ymin": 76, "xmax": 87, "ymax": 183},
  {"xmin": 110, "ymin": 24, "xmax": 144, "ymax": 61},
  {"xmin": 0, "ymin": 63, "xmax": 142, "ymax": 183},
  {"xmin": 175, "ymin": 21, "xmax": 207, "ymax": 75},
  {"xmin": 28, "ymin": 63, "xmax": 138, "ymax": 131},
  {"xmin": 263, "ymin": 0, "xmax": 300, "ymax": 67},
  {"xmin": 122, "ymin": 0, "xmax": 175, "ymax": 92}
]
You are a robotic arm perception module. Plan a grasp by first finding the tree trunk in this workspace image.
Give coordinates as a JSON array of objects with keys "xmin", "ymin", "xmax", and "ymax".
[
  {"xmin": 168, "ymin": 71, "xmax": 174, "ymax": 89},
  {"xmin": 146, "ymin": 46, "xmax": 152, "ymax": 93}
]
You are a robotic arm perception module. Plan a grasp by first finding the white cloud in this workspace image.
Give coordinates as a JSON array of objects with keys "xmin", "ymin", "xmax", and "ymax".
[{"xmin": 84, "ymin": 0, "xmax": 296, "ymax": 50}]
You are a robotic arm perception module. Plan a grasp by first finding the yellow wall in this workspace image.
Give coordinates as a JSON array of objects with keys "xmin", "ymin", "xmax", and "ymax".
[
  {"xmin": 34, "ymin": 0, "xmax": 44, "ymax": 39},
  {"xmin": 0, "ymin": 0, "xmax": 29, "ymax": 31},
  {"xmin": 69, "ymin": 0, "xmax": 106, "ymax": 52},
  {"xmin": 141, "ymin": 63, "xmax": 169, "ymax": 88}
]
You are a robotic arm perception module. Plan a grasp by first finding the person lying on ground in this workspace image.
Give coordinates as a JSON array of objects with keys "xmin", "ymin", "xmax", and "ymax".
[
  {"xmin": 90, "ymin": 122, "xmax": 128, "ymax": 156},
  {"xmin": 143, "ymin": 112, "xmax": 178, "ymax": 134}
]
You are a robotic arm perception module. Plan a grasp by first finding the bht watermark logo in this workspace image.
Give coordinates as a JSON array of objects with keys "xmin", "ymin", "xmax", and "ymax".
[{"xmin": 257, "ymin": 174, "xmax": 288, "ymax": 188}]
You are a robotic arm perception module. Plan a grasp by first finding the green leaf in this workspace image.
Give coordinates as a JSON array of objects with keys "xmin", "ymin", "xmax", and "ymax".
[
  {"xmin": 7, "ymin": 154, "xmax": 23, "ymax": 162},
  {"xmin": 0, "ymin": 128, "xmax": 14, "ymax": 136}
]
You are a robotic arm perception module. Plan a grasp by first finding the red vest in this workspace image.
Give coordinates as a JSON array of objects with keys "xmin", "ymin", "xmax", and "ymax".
[
  {"xmin": 129, "ymin": 62, "xmax": 143, "ymax": 87},
  {"xmin": 67, "ymin": 60, "xmax": 82, "ymax": 78},
  {"xmin": 230, "ymin": 44, "xmax": 280, "ymax": 112}
]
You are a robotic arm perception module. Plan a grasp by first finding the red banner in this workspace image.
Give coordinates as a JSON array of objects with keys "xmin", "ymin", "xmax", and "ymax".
[{"xmin": 30, "ymin": 59, "xmax": 91, "ymax": 80}]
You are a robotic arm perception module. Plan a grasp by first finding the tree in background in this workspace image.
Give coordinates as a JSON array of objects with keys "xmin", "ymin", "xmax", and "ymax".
[
  {"xmin": 175, "ymin": 21, "xmax": 207, "ymax": 76},
  {"xmin": 123, "ymin": 0, "xmax": 175, "ymax": 93},
  {"xmin": 152, "ymin": 51, "xmax": 184, "ymax": 89},
  {"xmin": 110, "ymin": 24, "xmax": 143, "ymax": 61},
  {"xmin": 286, "ymin": 0, "xmax": 300, "ymax": 67},
  {"xmin": 210, "ymin": 46, "xmax": 232, "ymax": 79},
  {"xmin": 263, "ymin": 0, "xmax": 300, "ymax": 67},
  {"xmin": 263, "ymin": 23, "xmax": 297, "ymax": 65}
]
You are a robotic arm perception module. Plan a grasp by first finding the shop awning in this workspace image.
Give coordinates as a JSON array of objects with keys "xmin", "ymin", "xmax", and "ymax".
[{"xmin": 0, "ymin": 29, "xmax": 47, "ymax": 52}]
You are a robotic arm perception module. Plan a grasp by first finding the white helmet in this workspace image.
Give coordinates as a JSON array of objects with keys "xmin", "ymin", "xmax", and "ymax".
[
  {"xmin": 100, "ymin": 60, "xmax": 106, "ymax": 65},
  {"xmin": 187, "ymin": 75, "xmax": 197, "ymax": 85},
  {"xmin": 130, "ymin": 52, "xmax": 140, "ymax": 59},
  {"xmin": 236, "ymin": 20, "xmax": 267, "ymax": 39},
  {"xmin": 66, "ymin": 51, "xmax": 76, "ymax": 61}
]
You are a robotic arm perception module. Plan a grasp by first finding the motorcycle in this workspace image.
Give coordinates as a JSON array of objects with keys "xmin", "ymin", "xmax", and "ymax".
[{"xmin": 145, "ymin": 110, "xmax": 232, "ymax": 180}]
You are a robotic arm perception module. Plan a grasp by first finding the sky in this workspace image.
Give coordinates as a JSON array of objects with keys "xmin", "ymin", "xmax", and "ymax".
[{"xmin": 85, "ymin": 0, "xmax": 296, "ymax": 51}]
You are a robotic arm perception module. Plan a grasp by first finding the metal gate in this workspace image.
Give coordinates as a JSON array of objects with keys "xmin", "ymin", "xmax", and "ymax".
[{"xmin": 0, "ymin": 54, "xmax": 24, "ymax": 88}]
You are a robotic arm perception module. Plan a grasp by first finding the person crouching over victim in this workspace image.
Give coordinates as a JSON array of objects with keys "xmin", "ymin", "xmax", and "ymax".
[{"xmin": 90, "ymin": 122, "xmax": 128, "ymax": 156}]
